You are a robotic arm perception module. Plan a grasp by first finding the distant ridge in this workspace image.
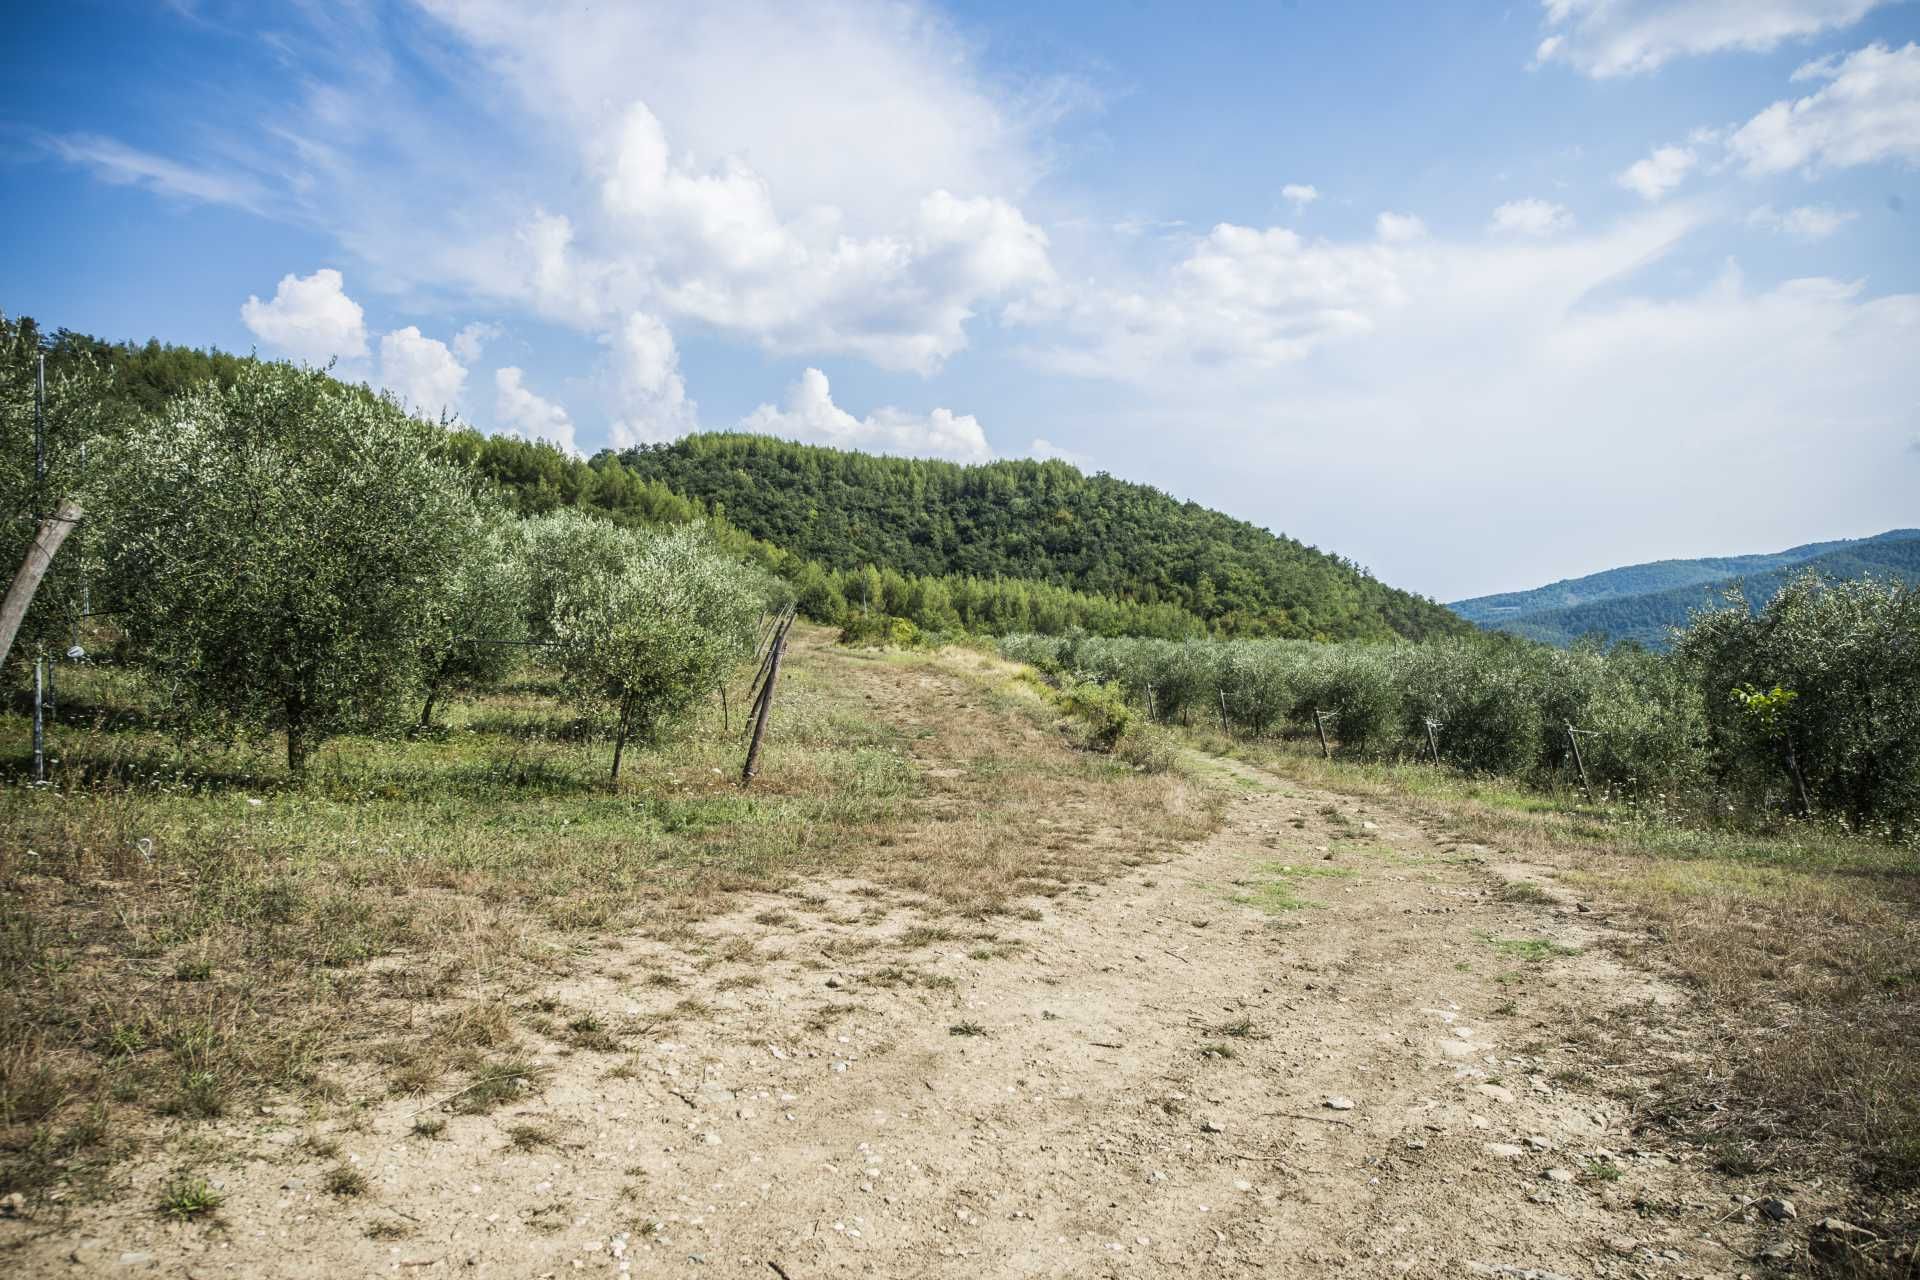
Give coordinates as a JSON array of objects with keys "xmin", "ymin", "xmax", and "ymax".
[{"xmin": 1449, "ymin": 529, "xmax": 1920, "ymax": 648}]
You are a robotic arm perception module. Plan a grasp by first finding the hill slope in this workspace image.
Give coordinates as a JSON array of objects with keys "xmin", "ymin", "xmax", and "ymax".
[
  {"xmin": 618, "ymin": 433, "xmax": 1469, "ymax": 642},
  {"xmin": 1451, "ymin": 529, "xmax": 1920, "ymax": 648}
]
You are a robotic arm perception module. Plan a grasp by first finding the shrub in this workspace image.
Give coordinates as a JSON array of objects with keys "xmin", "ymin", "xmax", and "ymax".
[
  {"xmin": 1059, "ymin": 678, "xmax": 1134, "ymax": 752},
  {"xmin": 838, "ymin": 614, "xmax": 921, "ymax": 649}
]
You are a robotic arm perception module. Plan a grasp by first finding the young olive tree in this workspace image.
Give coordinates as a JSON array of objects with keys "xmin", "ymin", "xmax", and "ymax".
[
  {"xmin": 551, "ymin": 526, "xmax": 763, "ymax": 780},
  {"xmin": 417, "ymin": 508, "xmax": 533, "ymax": 727},
  {"xmin": 104, "ymin": 362, "xmax": 474, "ymax": 772}
]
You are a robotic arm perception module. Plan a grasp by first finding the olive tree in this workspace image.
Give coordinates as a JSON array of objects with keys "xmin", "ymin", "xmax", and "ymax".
[
  {"xmin": 417, "ymin": 507, "xmax": 533, "ymax": 727},
  {"xmin": 104, "ymin": 363, "xmax": 474, "ymax": 772},
  {"xmin": 551, "ymin": 525, "xmax": 763, "ymax": 780},
  {"xmin": 1679, "ymin": 574, "xmax": 1920, "ymax": 838}
]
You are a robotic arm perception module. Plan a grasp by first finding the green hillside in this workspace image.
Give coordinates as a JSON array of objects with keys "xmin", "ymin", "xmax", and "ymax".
[
  {"xmin": 617, "ymin": 433, "xmax": 1469, "ymax": 642},
  {"xmin": 1452, "ymin": 530, "xmax": 1920, "ymax": 648}
]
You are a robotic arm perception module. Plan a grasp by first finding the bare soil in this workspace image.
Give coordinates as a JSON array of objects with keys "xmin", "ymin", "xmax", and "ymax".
[{"xmin": 3, "ymin": 665, "xmax": 1833, "ymax": 1277}]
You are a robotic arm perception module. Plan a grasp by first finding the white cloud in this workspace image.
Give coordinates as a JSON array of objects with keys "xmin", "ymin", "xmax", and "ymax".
[
  {"xmin": 1281, "ymin": 183, "xmax": 1320, "ymax": 209},
  {"xmin": 739, "ymin": 367, "xmax": 992, "ymax": 462},
  {"xmin": 1490, "ymin": 198, "xmax": 1575, "ymax": 236},
  {"xmin": 451, "ymin": 322, "xmax": 502, "ymax": 364},
  {"xmin": 323, "ymin": 2, "xmax": 1067, "ymax": 373},
  {"xmin": 1617, "ymin": 144, "xmax": 1698, "ymax": 200},
  {"xmin": 1029, "ymin": 437, "xmax": 1090, "ymax": 467},
  {"xmin": 1748, "ymin": 203, "xmax": 1860, "ymax": 237},
  {"xmin": 378, "ymin": 327, "xmax": 467, "ymax": 418},
  {"xmin": 1534, "ymin": 0, "xmax": 1887, "ymax": 77},
  {"xmin": 494, "ymin": 366, "xmax": 578, "ymax": 456},
  {"xmin": 1021, "ymin": 204, "xmax": 1920, "ymax": 598},
  {"xmin": 1028, "ymin": 221, "xmax": 1416, "ymax": 377},
  {"xmin": 50, "ymin": 134, "xmax": 268, "ymax": 212},
  {"xmin": 239, "ymin": 269, "xmax": 369, "ymax": 362},
  {"xmin": 1375, "ymin": 212, "xmax": 1428, "ymax": 243},
  {"xmin": 1727, "ymin": 42, "xmax": 1920, "ymax": 174},
  {"xmin": 605, "ymin": 312, "xmax": 698, "ymax": 448}
]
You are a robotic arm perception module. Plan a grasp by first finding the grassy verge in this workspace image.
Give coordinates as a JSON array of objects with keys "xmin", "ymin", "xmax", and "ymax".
[
  {"xmin": 0, "ymin": 627, "xmax": 1221, "ymax": 1207},
  {"xmin": 1191, "ymin": 725, "xmax": 1919, "ymax": 1250}
]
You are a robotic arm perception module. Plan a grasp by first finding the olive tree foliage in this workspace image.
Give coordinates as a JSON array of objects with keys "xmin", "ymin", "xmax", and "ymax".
[
  {"xmin": 522, "ymin": 507, "xmax": 637, "ymax": 643},
  {"xmin": 0, "ymin": 317, "xmax": 126, "ymax": 666},
  {"xmin": 1679, "ymin": 574, "xmax": 1920, "ymax": 838},
  {"xmin": 102, "ymin": 363, "xmax": 475, "ymax": 771},
  {"xmin": 417, "ymin": 508, "xmax": 533, "ymax": 727},
  {"xmin": 550, "ymin": 525, "xmax": 766, "ymax": 779}
]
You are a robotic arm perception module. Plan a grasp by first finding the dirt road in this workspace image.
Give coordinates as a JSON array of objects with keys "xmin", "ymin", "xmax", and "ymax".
[{"xmin": 14, "ymin": 688, "xmax": 1810, "ymax": 1277}]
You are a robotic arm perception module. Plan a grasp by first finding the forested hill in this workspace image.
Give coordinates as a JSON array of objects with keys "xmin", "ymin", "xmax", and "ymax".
[
  {"xmin": 618, "ymin": 433, "xmax": 1468, "ymax": 642},
  {"xmin": 1451, "ymin": 529, "xmax": 1920, "ymax": 649}
]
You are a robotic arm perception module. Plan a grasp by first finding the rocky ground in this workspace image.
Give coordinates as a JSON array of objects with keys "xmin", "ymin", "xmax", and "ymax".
[{"xmin": 3, "ymin": 706, "xmax": 1861, "ymax": 1277}]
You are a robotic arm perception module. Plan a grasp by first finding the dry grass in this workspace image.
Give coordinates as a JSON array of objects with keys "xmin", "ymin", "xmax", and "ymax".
[
  {"xmin": 1203, "ymin": 728, "xmax": 1920, "ymax": 1254},
  {"xmin": 0, "ymin": 626, "xmax": 1222, "ymax": 1205}
]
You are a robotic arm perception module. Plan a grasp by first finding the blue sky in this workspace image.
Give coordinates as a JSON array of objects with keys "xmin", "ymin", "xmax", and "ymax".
[{"xmin": 3, "ymin": 0, "xmax": 1917, "ymax": 600}]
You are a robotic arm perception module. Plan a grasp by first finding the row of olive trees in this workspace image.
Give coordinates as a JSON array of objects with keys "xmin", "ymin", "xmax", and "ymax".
[
  {"xmin": 11, "ymin": 356, "xmax": 773, "ymax": 779},
  {"xmin": 1003, "ymin": 578, "xmax": 1919, "ymax": 841}
]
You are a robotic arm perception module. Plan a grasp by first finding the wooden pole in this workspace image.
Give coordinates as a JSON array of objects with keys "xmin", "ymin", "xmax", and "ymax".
[
  {"xmin": 1218, "ymin": 689, "xmax": 1231, "ymax": 739},
  {"xmin": 740, "ymin": 624, "xmax": 786, "ymax": 786},
  {"xmin": 719, "ymin": 685, "xmax": 729, "ymax": 734},
  {"xmin": 1425, "ymin": 718, "xmax": 1441, "ymax": 765},
  {"xmin": 1565, "ymin": 722, "xmax": 1595, "ymax": 805},
  {"xmin": 0, "ymin": 500, "xmax": 85, "ymax": 672},
  {"xmin": 1313, "ymin": 709, "xmax": 1332, "ymax": 760},
  {"xmin": 32, "ymin": 657, "xmax": 45, "ymax": 782}
]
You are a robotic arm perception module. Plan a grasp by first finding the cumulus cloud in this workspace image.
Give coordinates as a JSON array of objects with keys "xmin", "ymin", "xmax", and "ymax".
[
  {"xmin": 1728, "ymin": 42, "xmax": 1920, "ymax": 174},
  {"xmin": 739, "ymin": 367, "xmax": 992, "ymax": 462},
  {"xmin": 378, "ymin": 326, "xmax": 467, "ymax": 418},
  {"xmin": 1534, "ymin": 0, "xmax": 1887, "ymax": 77},
  {"xmin": 605, "ymin": 312, "xmax": 698, "ymax": 448},
  {"xmin": 451, "ymin": 322, "xmax": 502, "ymax": 364},
  {"xmin": 1027, "ymin": 222, "xmax": 1414, "ymax": 377},
  {"xmin": 1748, "ymin": 203, "xmax": 1859, "ymax": 237},
  {"xmin": 1281, "ymin": 183, "xmax": 1320, "ymax": 208},
  {"xmin": 1491, "ymin": 198, "xmax": 1575, "ymax": 236},
  {"xmin": 1617, "ymin": 144, "xmax": 1698, "ymax": 200},
  {"xmin": 494, "ymin": 367, "xmax": 577, "ymax": 456},
  {"xmin": 239, "ymin": 269, "xmax": 369, "ymax": 363}
]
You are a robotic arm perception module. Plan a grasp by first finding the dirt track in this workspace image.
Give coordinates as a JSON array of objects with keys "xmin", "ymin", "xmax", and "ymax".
[{"xmin": 11, "ymin": 674, "xmax": 1815, "ymax": 1278}]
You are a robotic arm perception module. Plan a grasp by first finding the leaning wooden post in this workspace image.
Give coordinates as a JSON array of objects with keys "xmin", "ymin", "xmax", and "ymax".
[
  {"xmin": 1218, "ymin": 689, "xmax": 1231, "ymax": 739},
  {"xmin": 0, "ymin": 500, "xmax": 85, "ymax": 672},
  {"xmin": 1565, "ymin": 721, "xmax": 1595, "ymax": 805},
  {"xmin": 718, "ymin": 685, "xmax": 729, "ymax": 734},
  {"xmin": 740, "ymin": 624, "xmax": 787, "ymax": 786},
  {"xmin": 1424, "ymin": 717, "xmax": 1442, "ymax": 765},
  {"xmin": 1313, "ymin": 709, "xmax": 1332, "ymax": 759}
]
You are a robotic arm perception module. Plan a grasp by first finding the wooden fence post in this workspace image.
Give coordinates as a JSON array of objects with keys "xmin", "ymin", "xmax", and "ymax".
[
  {"xmin": 741, "ymin": 623, "xmax": 787, "ymax": 786},
  {"xmin": 1313, "ymin": 709, "xmax": 1332, "ymax": 759},
  {"xmin": 1565, "ymin": 721, "xmax": 1595, "ymax": 805},
  {"xmin": 0, "ymin": 501, "xmax": 85, "ymax": 672},
  {"xmin": 1424, "ymin": 718, "xmax": 1442, "ymax": 765}
]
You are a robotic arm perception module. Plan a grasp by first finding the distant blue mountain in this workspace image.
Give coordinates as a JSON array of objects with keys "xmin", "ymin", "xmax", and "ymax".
[{"xmin": 1448, "ymin": 529, "xmax": 1920, "ymax": 649}]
